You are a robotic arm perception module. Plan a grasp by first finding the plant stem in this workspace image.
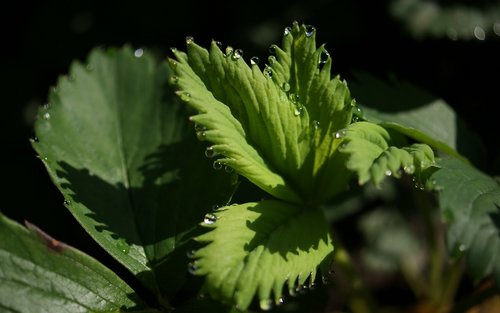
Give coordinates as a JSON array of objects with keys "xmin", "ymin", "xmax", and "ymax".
[{"xmin": 334, "ymin": 243, "xmax": 376, "ymax": 313}]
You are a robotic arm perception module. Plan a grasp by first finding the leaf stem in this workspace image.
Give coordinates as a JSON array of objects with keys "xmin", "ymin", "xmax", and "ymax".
[{"xmin": 334, "ymin": 243, "xmax": 377, "ymax": 313}]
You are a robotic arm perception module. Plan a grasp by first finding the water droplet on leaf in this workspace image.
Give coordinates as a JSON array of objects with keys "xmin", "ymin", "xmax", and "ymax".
[
  {"xmin": 213, "ymin": 161, "xmax": 223, "ymax": 170},
  {"xmin": 224, "ymin": 165, "xmax": 233, "ymax": 173},
  {"xmin": 203, "ymin": 213, "xmax": 217, "ymax": 225},
  {"xmin": 186, "ymin": 250, "xmax": 196, "ymax": 258},
  {"xmin": 305, "ymin": 25, "xmax": 315, "ymax": 37},
  {"xmin": 185, "ymin": 36, "xmax": 194, "ymax": 44},
  {"xmin": 319, "ymin": 49, "xmax": 329, "ymax": 64},
  {"xmin": 264, "ymin": 67, "xmax": 272, "ymax": 78},
  {"xmin": 134, "ymin": 48, "xmax": 144, "ymax": 58},
  {"xmin": 335, "ymin": 130, "xmax": 346, "ymax": 139},
  {"xmin": 116, "ymin": 239, "xmax": 130, "ymax": 254},
  {"xmin": 43, "ymin": 112, "xmax": 50, "ymax": 120},
  {"xmin": 385, "ymin": 170, "xmax": 392, "ymax": 177},
  {"xmin": 250, "ymin": 56, "xmax": 260, "ymax": 65},
  {"xmin": 259, "ymin": 299, "xmax": 273, "ymax": 311},
  {"xmin": 187, "ymin": 262, "xmax": 198, "ymax": 274},
  {"xmin": 232, "ymin": 49, "xmax": 243, "ymax": 60},
  {"xmin": 170, "ymin": 76, "xmax": 179, "ymax": 84},
  {"xmin": 180, "ymin": 92, "xmax": 191, "ymax": 102},
  {"xmin": 282, "ymin": 82, "xmax": 290, "ymax": 92},
  {"xmin": 284, "ymin": 26, "xmax": 291, "ymax": 36},
  {"xmin": 205, "ymin": 146, "xmax": 218, "ymax": 158},
  {"xmin": 268, "ymin": 44, "xmax": 276, "ymax": 55}
]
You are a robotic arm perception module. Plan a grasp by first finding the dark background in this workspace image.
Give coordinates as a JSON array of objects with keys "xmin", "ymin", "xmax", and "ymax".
[{"xmin": 2, "ymin": 0, "xmax": 499, "ymax": 311}]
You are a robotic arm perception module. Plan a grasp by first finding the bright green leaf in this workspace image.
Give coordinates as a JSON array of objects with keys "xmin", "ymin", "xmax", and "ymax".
[
  {"xmin": 170, "ymin": 22, "xmax": 354, "ymax": 204},
  {"xmin": 190, "ymin": 200, "xmax": 334, "ymax": 310},
  {"xmin": 339, "ymin": 121, "xmax": 435, "ymax": 185},
  {"xmin": 0, "ymin": 212, "xmax": 155, "ymax": 313},
  {"xmin": 32, "ymin": 46, "xmax": 235, "ymax": 300},
  {"xmin": 431, "ymin": 158, "xmax": 500, "ymax": 284}
]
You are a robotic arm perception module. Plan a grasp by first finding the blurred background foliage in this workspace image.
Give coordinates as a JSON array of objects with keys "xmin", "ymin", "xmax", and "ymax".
[{"xmin": 1, "ymin": 0, "xmax": 499, "ymax": 312}]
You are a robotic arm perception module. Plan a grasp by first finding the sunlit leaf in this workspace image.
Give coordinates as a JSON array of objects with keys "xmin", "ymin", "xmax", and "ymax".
[
  {"xmin": 190, "ymin": 200, "xmax": 334, "ymax": 310},
  {"xmin": 338, "ymin": 121, "xmax": 435, "ymax": 185},
  {"xmin": 170, "ymin": 22, "xmax": 354, "ymax": 203}
]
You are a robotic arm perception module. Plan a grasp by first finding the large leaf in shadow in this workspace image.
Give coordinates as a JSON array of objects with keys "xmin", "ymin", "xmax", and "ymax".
[
  {"xmin": 349, "ymin": 72, "xmax": 486, "ymax": 166},
  {"xmin": 431, "ymin": 158, "xmax": 500, "ymax": 285},
  {"xmin": 0, "ymin": 212, "xmax": 155, "ymax": 313},
  {"xmin": 32, "ymin": 46, "xmax": 235, "ymax": 301}
]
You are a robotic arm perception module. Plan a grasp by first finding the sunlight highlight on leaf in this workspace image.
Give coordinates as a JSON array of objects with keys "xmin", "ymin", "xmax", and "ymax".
[
  {"xmin": 170, "ymin": 22, "xmax": 354, "ymax": 204},
  {"xmin": 190, "ymin": 201, "xmax": 334, "ymax": 310}
]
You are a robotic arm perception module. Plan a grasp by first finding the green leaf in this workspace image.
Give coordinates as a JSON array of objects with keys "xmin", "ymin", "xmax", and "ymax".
[
  {"xmin": 32, "ymin": 46, "xmax": 235, "ymax": 300},
  {"xmin": 0, "ymin": 212, "xmax": 154, "ymax": 313},
  {"xmin": 338, "ymin": 121, "xmax": 435, "ymax": 185},
  {"xmin": 349, "ymin": 72, "xmax": 485, "ymax": 165},
  {"xmin": 190, "ymin": 200, "xmax": 334, "ymax": 310},
  {"xmin": 170, "ymin": 22, "xmax": 354, "ymax": 204},
  {"xmin": 431, "ymin": 158, "xmax": 500, "ymax": 284}
]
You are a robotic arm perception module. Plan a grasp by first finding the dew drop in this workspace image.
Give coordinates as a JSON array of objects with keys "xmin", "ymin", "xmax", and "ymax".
[
  {"xmin": 196, "ymin": 131, "xmax": 206, "ymax": 141},
  {"xmin": 43, "ymin": 156, "xmax": 49, "ymax": 161},
  {"xmin": 170, "ymin": 76, "xmax": 179, "ymax": 84},
  {"xmin": 268, "ymin": 44, "xmax": 277, "ymax": 55},
  {"xmin": 205, "ymin": 146, "xmax": 218, "ymax": 158},
  {"xmin": 187, "ymin": 262, "xmax": 198, "ymax": 274},
  {"xmin": 305, "ymin": 25, "xmax": 315, "ymax": 37},
  {"xmin": 458, "ymin": 244, "xmax": 467, "ymax": 252},
  {"xmin": 282, "ymin": 82, "xmax": 290, "ymax": 92},
  {"xmin": 275, "ymin": 297, "xmax": 284, "ymax": 306},
  {"xmin": 309, "ymin": 282, "xmax": 317, "ymax": 290},
  {"xmin": 288, "ymin": 93, "xmax": 299, "ymax": 103},
  {"xmin": 214, "ymin": 41, "xmax": 222, "ymax": 48},
  {"xmin": 259, "ymin": 299, "xmax": 273, "ymax": 311},
  {"xmin": 293, "ymin": 105, "xmax": 303, "ymax": 116},
  {"xmin": 335, "ymin": 130, "xmax": 346, "ymax": 139},
  {"xmin": 43, "ymin": 112, "xmax": 50, "ymax": 120},
  {"xmin": 213, "ymin": 160, "xmax": 223, "ymax": 170},
  {"xmin": 284, "ymin": 26, "xmax": 291, "ymax": 36},
  {"xmin": 264, "ymin": 67, "xmax": 272, "ymax": 78},
  {"xmin": 232, "ymin": 49, "xmax": 243, "ymax": 60},
  {"xmin": 63, "ymin": 199, "xmax": 71, "ymax": 206},
  {"xmin": 224, "ymin": 165, "xmax": 234, "ymax": 173},
  {"xmin": 319, "ymin": 49, "xmax": 329, "ymax": 64},
  {"xmin": 134, "ymin": 48, "xmax": 144, "ymax": 58},
  {"xmin": 194, "ymin": 123, "xmax": 207, "ymax": 132},
  {"xmin": 185, "ymin": 36, "xmax": 194, "ymax": 44},
  {"xmin": 180, "ymin": 92, "xmax": 191, "ymax": 102},
  {"xmin": 211, "ymin": 204, "xmax": 221, "ymax": 211},
  {"xmin": 385, "ymin": 170, "xmax": 392, "ymax": 177},
  {"xmin": 168, "ymin": 58, "xmax": 177, "ymax": 68},
  {"xmin": 116, "ymin": 239, "xmax": 130, "ymax": 254},
  {"xmin": 170, "ymin": 47, "xmax": 177, "ymax": 53},
  {"xmin": 225, "ymin": 46, "xmax": 233, "ymax": 57},
  {"xmin": 203, "ymin": 213, "xmax": 217, "ymax": 225},
  {"xmin": 322, "ymin": 275, "xmax": 330, "ymax": 285},
  {"xmin": 186, "ymin": 250, "xmax": 196, "ymax": 258},
  {"xmin": 404, "ymin": 164, "xmax": 415, "ymax": 174},
  {"xmin": 250, "ymin": 56, "xmax": 260, "ymax": 65},
  {"xmin": 351, "ymin": 116, "xmax": 360, "ymax": 123},
  {"xmin": 268, "ymin": 55, "xmax": 276, "ymax": 65},
  {"xmin": 313, "ymin": 120, "xmax": 320, "ymax": 131},
  {"xmin": 30, "ymin": 136, "xmax": 39, "ymax": 143}
]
